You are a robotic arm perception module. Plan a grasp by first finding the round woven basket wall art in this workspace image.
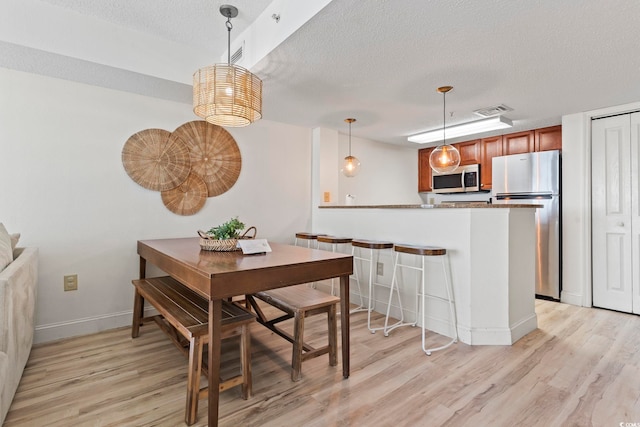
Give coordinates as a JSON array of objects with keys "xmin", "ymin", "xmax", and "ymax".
[
  {"xmin": 122, "ymin": 121, "xmax": 242, "ymax": 216},
  {"xmin": 169, "ymin": 121, "xmax": 242, "ymax": 197},
  {"xmin": 122, "ymin": 129, "xmax": 191, "ymax": 191},
  {"xmin": 161, "ymin": 173, "xmax": 208, "ymax": 216}
]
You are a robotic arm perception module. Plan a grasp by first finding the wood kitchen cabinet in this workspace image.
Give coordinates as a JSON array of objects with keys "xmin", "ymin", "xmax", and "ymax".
[
  {"xmin": 535, "ymin": 125, "xmax": 562, "ymax": 151},
  {"xmin": 479, "ymin": 135, "xmax": 503, "ymax": 190},
  {"xmin": 418, "ymin": 147, "xmax": 435, "ymax": 192},
  {"xmin": 417, "ymin": 125, "xmax": 561, "ymax": 192},
  {"xmin": 503, "ymin": 130, "xmax": 535, "ymax": 155},
  {"xmin": 455, "ymin": 139, "xmax": 481, "ymax": 165}
]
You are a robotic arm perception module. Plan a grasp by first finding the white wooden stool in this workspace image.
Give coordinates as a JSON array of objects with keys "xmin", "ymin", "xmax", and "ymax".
[
  {"xmin": 384, "ymin": 244, "xmax": 458, "ymax": 355},
  {"xmin": 350, "ymin": 239, "xmax": 397, "ymax": 333},
  {"xmin": 294, "ymin": 232, "xmax": 326, "ymax": 249},
  {"xmin": 317, "ymin": 235, "xmax": 353, "ymax": 295}
]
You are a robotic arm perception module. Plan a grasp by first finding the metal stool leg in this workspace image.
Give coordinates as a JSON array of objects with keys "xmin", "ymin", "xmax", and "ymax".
[
  {"xmin": 422, "ymin": 253, "xmax": 458, "ymax": 355},
  {"xmin": 383, "ymin": 251, "xmax": 412, "ymax": 336},
  {"xmin": 349, "ymin": 245, "xmax": 367, "ymax": 314}
]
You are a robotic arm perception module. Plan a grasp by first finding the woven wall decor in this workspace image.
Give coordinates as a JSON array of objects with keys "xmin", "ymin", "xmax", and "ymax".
[
  {"xmin": 122, "ymin": 121, "xmax": 242, "ymax": 216},
  {"xmin": 122, "ymin": 129, "xmax": 191, "ymax": 191},
  {"xmin": 169, "ymin": 121, "xmax": 241, "ymax": 197},
  {"xmin": 161, "ymin": 173, "xmax": 208, "ymax": 216}
]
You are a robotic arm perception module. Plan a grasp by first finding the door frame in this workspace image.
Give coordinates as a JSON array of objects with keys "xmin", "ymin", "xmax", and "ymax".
[{"xmin": 562, "ymin": 101, "xmax": 640, "ymax": 308}]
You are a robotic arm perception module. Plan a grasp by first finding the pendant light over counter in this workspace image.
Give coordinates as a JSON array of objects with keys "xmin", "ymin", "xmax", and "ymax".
[
  {"xmin": 342, "ymin": 118, "xmax": 361, "ymax": 177},
  {"xmin": 193, "ymin": 5, "xmax": 263, "ymax": 127},
  {"xmin": 429, "ymin": 86, "xmax": 461, "ymax": 174}
]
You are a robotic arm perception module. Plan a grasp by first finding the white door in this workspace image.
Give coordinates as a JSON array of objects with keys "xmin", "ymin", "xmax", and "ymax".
[
  {"xmin": 631, "ymin": 112, "xmax": 640, "ymax": 314},
  {"xmin": 591, "ymin": 114, "xmax": 635, "ymax": 313}
]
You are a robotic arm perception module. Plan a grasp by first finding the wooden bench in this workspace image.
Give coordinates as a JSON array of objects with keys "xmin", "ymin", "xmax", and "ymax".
[
  {"xmin": 246, "ymin": 285, "xmax": 340, "ymax": 382},
  {"xmin": 131, "ymin": 276, "xmax": 254, "ymax": 426}
]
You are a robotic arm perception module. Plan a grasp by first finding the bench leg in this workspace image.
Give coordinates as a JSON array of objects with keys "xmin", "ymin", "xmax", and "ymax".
[
  {"xmin": 132, "ymin": 290, "xmax": 144, "ymax": 338},
  {"xmin": 240, "ymin": 324, "xmax": 252, "ymax": 399},
  {"xmin": 185, "ymin": 336, "xmax": 203, "ymax": 426},
  {"xmin": 328, "ymin": 305, "xmax": 338, "ymax": 367},
  {"xmin": 291, "ymin": 310, "xmax": 305, "ymax": 382}
]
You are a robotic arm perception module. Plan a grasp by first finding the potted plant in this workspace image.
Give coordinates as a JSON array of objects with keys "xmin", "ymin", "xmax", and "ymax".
[{"xmin": 198, "ymin": 217, "xmax": 256, "ymax": 251}]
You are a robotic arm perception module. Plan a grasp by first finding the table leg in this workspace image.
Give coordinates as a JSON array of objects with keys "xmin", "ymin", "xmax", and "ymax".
[
  {"xmin": 133, "ymin": 257, "xmax": 147, "ymax": 338},
  {"xmin": 339, "ymin": 274, "xmax": 350, "ymax": 378},
  {"xmin": 208, "ymin": 299, "xmax": 222, "ymax": 427},
  {"xmin": 139, "ymin": 257, "xmax": 146, "ymax": 279}
]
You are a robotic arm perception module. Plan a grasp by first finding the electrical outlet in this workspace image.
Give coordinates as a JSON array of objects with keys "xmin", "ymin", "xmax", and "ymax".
[
  {"xmin": 323, "ymin": 191, "xmax": 331, "ymax": 202},
  {"xmin": 376, "ymin": 262, "xmax": 383, "ymax": 276},
  {"xmin": 64, "ymin": 274, "xmax": 78, "ymax": 291}
]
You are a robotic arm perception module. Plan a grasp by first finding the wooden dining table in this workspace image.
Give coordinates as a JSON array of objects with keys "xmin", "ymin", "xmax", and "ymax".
[{"xmin": 137, "ymin": 237, "xmax": 353, "ymax": 426}]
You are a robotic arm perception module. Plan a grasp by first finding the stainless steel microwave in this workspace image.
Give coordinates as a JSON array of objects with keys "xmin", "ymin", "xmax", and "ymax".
[{"xmin": 432, "ymin": 164, "xmax": 481, "ymax": 194}]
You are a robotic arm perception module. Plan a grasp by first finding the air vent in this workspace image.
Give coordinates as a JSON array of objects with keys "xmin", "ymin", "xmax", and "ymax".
[
  {"xmin": 230, "ymin": 44, "xmax": 243, "ymax": 64},
  {"xmin": 473, "ymin": 104, "xmax": 513, "ymax": 118}
]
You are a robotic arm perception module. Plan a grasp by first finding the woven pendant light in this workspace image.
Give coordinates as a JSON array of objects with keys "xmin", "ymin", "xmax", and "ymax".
[
  {"xmin": 429, "ymin": 86, "xmax": 461, "ymax": 174},
  {"xmin": 193, "ymin": 5, "xmax": 262, "ymax": 127}
]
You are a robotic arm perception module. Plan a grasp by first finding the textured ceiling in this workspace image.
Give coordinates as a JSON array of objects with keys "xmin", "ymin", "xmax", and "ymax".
[{"xmin": 17, "ymin": 0, "xmax": 640, "ymax": 146}]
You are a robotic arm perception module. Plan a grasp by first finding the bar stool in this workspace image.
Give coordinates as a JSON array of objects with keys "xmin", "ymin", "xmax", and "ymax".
[
  {"xmin": 350, "ymin": 239, "xmax": 397, "ymax": 333},
  {"xmin": 294, "ymin": 232, "xmax": 326, "ymax": 249},
  {"xmin": 384, "ymin": 244, "xmax": 458, "ymax": 356},
  {"xmin": 317, "ymin": 236, "xmax": 353, "ymax": 296}
]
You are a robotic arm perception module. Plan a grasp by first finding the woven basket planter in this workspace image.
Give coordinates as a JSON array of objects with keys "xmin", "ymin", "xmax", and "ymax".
[{"xmin": 197, "ymin": 227, "xmax": 257, "ymax": 251}]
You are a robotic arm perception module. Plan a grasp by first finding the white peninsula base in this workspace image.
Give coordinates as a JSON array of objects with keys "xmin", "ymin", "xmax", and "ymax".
[{"xmin": 313, "ymin": 205, "xmax": 538, "ymax": 346}]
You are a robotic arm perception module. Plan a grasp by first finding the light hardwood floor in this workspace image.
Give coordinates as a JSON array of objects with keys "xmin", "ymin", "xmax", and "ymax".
[{"xmin": 5, "ymin": 300, "xmax": 640, "ymax": 427}]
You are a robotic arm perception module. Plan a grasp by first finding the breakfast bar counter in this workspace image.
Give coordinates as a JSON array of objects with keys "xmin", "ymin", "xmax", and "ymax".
[
  {"xmin": 319, "ymin": 203, "xmax": 539, "ymax": 209},
  {"xmin": 313, "ymin": 203, "xmax": 539, "ymax": 345}
]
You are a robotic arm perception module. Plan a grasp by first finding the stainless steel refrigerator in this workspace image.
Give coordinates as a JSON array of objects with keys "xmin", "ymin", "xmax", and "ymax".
[{"xmin": 492, "ymin": 150, "xmax": 561, "ymax": 300}]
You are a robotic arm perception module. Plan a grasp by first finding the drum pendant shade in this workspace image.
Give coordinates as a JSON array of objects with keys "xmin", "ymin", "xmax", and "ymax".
[{"xmin": 193, "ymin": 5, "xmax": 262, "ymax": 127}]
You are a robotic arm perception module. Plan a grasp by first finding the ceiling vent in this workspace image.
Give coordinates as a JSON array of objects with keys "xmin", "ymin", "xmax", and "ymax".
[
  {"xmin": 230, "ymin": 43, "xmax": 243, "ymax": 64},
  {"xmin": 473, "ymin": 104, "xmax": 513, "ymax": 118}
]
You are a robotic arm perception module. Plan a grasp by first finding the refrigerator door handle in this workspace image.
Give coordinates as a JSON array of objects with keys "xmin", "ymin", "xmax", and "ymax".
[{"xmin": 495, "ymin": 193, "xmax": 553, "ymax": 200}]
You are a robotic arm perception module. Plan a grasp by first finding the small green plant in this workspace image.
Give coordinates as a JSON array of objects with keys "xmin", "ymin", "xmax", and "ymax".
[{"xmin": 207, "ymin": 217, "xmax": 245, "ymax": 240}]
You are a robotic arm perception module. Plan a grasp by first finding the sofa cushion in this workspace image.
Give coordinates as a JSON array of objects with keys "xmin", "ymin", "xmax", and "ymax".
[
  {"xmin": 10, "ymin": 233, "xmax": 20, "ymax": 252},
  {"xmin": 0, "ymin": 223, "xmax": 12, "ymax": 272}
]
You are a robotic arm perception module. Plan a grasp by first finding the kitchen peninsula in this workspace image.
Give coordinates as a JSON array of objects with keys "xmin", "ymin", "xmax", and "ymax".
[{"xmin": 313, "ymin": 203, "xmax": 539, "ymax": 345}]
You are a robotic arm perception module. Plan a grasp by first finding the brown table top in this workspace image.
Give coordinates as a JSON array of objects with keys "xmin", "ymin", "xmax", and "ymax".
[{"xmin": 138, "ymin": 237, "xmax": 353, "ymax": 299}]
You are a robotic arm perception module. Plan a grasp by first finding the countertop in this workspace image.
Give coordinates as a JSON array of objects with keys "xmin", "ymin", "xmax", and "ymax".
[{"xmin": 319, "ymin": 203, "xmax": 541, "ymax": 209}]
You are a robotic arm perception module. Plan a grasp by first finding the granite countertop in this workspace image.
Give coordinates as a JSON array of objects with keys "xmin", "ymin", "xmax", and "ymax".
[{"xmin": 319, "ymin": 203, "xmax": 542, "ymax": 209}]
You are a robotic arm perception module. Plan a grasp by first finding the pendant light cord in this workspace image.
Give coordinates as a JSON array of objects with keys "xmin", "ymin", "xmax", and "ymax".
[
  {"xmin": 442, "ymin": 90, "xmax": 446, "ymax": 145},
  {"xmin": 348, "ymin": 121, "xmax": 352, "ymax": 156}
]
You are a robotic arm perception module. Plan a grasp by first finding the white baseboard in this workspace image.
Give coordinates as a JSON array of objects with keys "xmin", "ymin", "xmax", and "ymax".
[
  {"xmin": 34, "ymin": 306, "xmax": 158, "ymax": 344},
  {"xmin": 560, "ymin": 290, "xmax": 584, "ymax": 306}
]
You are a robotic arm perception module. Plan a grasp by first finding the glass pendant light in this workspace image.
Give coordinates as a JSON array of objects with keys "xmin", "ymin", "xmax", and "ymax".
[
  {"xmin": 341, "ymin": 118, "xmax": 360, "ymax": 177},
  {"xmin": 429, "ymin": 86, "xmax": 461, "ymax": 173}
]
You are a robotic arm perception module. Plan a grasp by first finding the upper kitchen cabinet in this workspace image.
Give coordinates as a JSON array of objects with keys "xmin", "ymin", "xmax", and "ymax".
[
  {"xmin": 479, "ymin": 135, "xmax": 503, "ymax": 190},
  {"xmin": 503, "ymin": 130, "xmax": 535, "ymax": 155},
  {"xmin": 535, "ymin": 125, "xmax": 562, "ymax": 152},
  {"xmin": 416, "ymin": 125, "xmax": 561, "ymax": 192},
  {"xmin": 418, "ymin": 147, "xmax": 435, "ymax": 192},
  {"xmin": 455, "ymin": 140, "xmax": 481, "ymax": 165}
]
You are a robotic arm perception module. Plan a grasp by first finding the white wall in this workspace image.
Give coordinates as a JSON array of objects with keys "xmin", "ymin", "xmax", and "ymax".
[
  {"xmin": 336, "ymin": 132, "xmax": 421, "ymax": 206},
  {"xmin": 0, "ymin": 67, "xmax": 313, "ymax": 343}
]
